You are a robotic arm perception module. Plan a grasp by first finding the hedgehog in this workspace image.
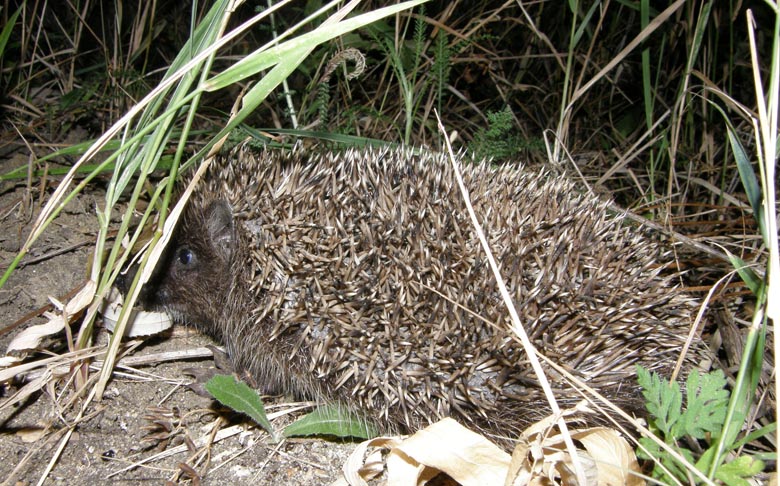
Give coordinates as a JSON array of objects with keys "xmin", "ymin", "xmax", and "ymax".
[{"xmin": 140, "ymin": 145, "xmax": 704, "ymax": 444}]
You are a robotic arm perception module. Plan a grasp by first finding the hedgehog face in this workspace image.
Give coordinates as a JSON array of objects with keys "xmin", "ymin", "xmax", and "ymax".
[{"xmin": 144, "ymin": 199, "xmax": 237, "ymax": 337}]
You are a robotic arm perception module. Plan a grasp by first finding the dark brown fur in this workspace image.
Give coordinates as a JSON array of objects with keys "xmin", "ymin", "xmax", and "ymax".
[{"xmin": 144, "ymin": 146, "xmax": 704, "ymax": 443}]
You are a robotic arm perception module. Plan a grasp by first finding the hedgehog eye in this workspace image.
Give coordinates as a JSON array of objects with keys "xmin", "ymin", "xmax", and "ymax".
[{"xmin": 176, "ymin": 248, "xmax": 195, "ymax": 266}]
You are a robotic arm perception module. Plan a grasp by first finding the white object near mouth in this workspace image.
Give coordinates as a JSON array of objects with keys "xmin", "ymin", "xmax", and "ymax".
[{"xmin": 101, "ymin": 287, "xmax": 172, "ymax": 337}]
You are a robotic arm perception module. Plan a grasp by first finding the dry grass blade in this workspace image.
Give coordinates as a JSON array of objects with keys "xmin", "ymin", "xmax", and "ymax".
[
  {"xmin": 434, "ymin": 113, "xmax": 588, "ymax": 484},
  {"xmin": 569, "ymin": 0, "xmax": 687, "ymax": 105}
]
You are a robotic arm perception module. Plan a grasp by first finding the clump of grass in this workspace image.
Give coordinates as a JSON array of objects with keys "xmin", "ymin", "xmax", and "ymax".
[{"xmin": 367, "ymin": 5, "xmax": 431, "ymax": 144}]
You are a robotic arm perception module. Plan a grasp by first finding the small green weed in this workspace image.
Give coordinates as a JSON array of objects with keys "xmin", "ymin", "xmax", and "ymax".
[
  {"xmin": 469, "ymin": 107, "xmax": 543, "ymax": 160},
  {"xmin": 637, "ymin": 366, "xmax": 767, "ymax": 485},
  {"xmin": 205, "ymin": 375, "xmax": 377, "ymax": 442},
  {"xmin": 283, "ymin": 404, "xmax": 377, "ymax": 440},
  {"xmin": 206, "ymin": 375, "xmax": 277, "ymax": 441}
]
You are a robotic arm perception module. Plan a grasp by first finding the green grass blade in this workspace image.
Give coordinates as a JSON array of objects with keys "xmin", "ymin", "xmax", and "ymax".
[
  {"xmin": 727, "ymin": 123, "xmax": 765, "ymax": 243},
  {"xmin": 205, "ymin": 0, "xmax": 428, "ymax": 91},
  {"xmin": 724, "ymin": 252, "xmax": 763, "ymax": 296},
  {"xmin": 572, "ymin": 1, "xmax": 599, "ymax": 47},
  {"xmin": 0, "ymin": 4, "xmax": 22, "ymax": 59},
  {"xmin": 707, "ymin": 284, "xmax": 767, "ymax": 479}
]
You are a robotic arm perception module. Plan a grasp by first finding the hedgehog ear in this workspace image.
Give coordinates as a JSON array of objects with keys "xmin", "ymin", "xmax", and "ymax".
[{"xmin": 205, "ymin": 200, "xmax": 235, "ymax": 261}]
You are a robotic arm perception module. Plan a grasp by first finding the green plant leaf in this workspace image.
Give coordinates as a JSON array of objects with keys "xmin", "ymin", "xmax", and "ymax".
[
  {"xmin": 676, "ymin": 370, "xmax": 729, "ymax": 439},
  {"xmin": 638, "ymin": 436, "xmax": 696, "ymax": 485},
  {"xmin": 724, "ymin": 250, "xmax": 764, "ymax": 296},
  {"xmin": 727, "ymin": 124, "xmax": 766, "ymax": 246},
  {"xmin": 572, "ymin": 1, "xmax": 600, "ymax": 47},
  {"xmin": 727, "ymin": 127, "xmax": 761, "ymax": 214},
  {"xmin": 0, "ymin": 4, "xmax": 22, "ymax": 60},
  {"xmin": 284, "ymin": 404, "xmax": 377, "ymax": 439},
  {"xmin": 205, "ymin": 374, "xmax": 277, "ymax": 440},
  {"xmin": 714, "ymin": 456, "xmax": 765, "ymax": 486},
  {"xmin": 708, "ymin": 284, "xmax": 768, "ymax": 478},
  {"xmin": 636, "ymin": 365, "xmax": 682, "ymax": 438}
]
